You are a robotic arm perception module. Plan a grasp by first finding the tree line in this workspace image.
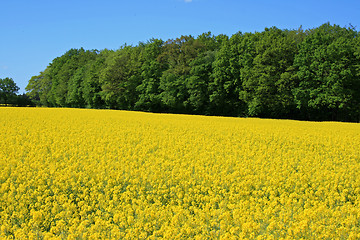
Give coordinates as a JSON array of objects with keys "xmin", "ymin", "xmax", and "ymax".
[
  {"xmin": 25, "ymin": 23, "xmax": 360, "ymax": 122},
  {"xmin": 0, "ymin": 77, "xmax": 33, "ymax": 106}
]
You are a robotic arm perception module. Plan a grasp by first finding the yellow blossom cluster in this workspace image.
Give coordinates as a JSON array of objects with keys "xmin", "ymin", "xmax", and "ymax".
[{"xmin": 1, "ymin": 107, "xmax": 360, "ymax": 239}]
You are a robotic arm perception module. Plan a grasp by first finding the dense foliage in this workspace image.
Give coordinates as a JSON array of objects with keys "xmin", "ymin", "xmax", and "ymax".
[
  {"xmin": 0, "ymin": 78, "xmax": 33, "ymax": 107},
  {"xmin": 26, "ymin": 23, "xmax": 360, "ymax": 122}
]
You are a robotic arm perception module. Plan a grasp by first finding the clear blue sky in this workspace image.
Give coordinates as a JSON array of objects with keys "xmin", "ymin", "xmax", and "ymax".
[{"xmin": 1, "ymin": 0, "xmax": 359, "ymax": 93}]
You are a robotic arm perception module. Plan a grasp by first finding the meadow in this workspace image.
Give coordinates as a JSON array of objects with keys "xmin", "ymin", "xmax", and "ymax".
[{"xmin": 0, "ymin": 107, "xmax": 360, "ymax": 239}]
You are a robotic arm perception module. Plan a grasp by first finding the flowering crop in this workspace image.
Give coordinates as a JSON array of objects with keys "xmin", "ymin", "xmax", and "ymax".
[{"xmin": 1, "ymin": 107, "xmax": 360, "ymax": 239}]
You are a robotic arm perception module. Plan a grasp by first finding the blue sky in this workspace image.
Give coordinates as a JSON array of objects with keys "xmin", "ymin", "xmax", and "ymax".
[{"xmin": 1, "ymin": 0, "xmax": 359, "ymax": 93}]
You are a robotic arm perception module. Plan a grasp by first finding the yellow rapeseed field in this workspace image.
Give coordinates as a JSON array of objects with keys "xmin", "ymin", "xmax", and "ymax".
[{"xmin": 0, "ymin": 107, "xmax": 360, "ymax": 239}]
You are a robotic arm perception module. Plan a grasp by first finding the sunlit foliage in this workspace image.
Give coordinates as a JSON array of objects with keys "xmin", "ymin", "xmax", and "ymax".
[
  {"xmin": 26, "ymin": 23, "xmax": 360, "ymax": 122},
  {"xmin": 1, "ymin": 107, "xmax": 360, "ymax": 239}
]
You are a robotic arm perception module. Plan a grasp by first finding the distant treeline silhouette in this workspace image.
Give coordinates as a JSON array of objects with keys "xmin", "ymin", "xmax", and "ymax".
[
  {"xmin": 26, "ymin": 23, "xmax": 360, "ymax": 122},
  {"xmin": 0, "ymin": 77, "xmax": 34, "ymax": 107}
]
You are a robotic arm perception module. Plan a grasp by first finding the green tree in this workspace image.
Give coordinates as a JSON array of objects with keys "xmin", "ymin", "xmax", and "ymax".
[
  {"xmin": 293, "ymin": 23, "xmax": 359, "ymax": 121},
  {"xmin": 100, "ymin": 45, "xmax": 143, "ymax": 109},
  {"xmin": 66, "ymin": 50, "xmax": 99, "ymax": 107},
  {"xmin": 26, "ymin": 69, "xmax": 52, "ymax": 106},
  {"xmin": 353, "ymin": 32, "xmax": 360, "ymax": 122},
  {"xmin": 15, "ymin": 93, "xmax": 34, "ymax": 107},
  {"xmin": 47, "ymin": 49, "xmax": 80, "ymax": 106},
  {"xmin": 158, "ymin": 35, "xmax": 205, "ymax": 113},
  {"xmin": 66, "ymin": 66, "xmax": 87, "ymax": 107},
  {"xmin": 184, "ymin": 32, "xmax": 219, "ymax": 114},
  {"xmin": 210, "ymin": 33, "xmax": 246, "ymax": 116},
  {"xmin": 82, "ymin": 50, "xmax": 110, "ymax": 108},
  {"xmin": 0, "ymin": 77, "xmax": 20, "ymax": 105},
  {"xmin": 186, "ymin": 50, "xmax": 215, "ymax": 114},
  {"xmin": 43, "ymin": 48, "xmax": 96, "ymax": 107},
  {"xmin": 240, "ymin": 27, "xmax": 300, "ymax": 118},
  {"xmin": 24, "ymin": 23, "xmax": 359, "ymax": 122},
  {"xmin": 135, "ymin": 39, "xmax": 165, "ymax": 112}
]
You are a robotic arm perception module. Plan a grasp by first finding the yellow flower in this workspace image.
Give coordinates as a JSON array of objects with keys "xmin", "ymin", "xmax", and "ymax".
[{"xmin": 0, "ymin": 107, "xmax": 359, "ymax": 238}]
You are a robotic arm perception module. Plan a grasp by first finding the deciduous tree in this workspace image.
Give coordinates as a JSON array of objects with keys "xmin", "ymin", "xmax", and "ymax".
[{"xmin": 0, "ymin": 77, "xmax": 20, "ymax": 105}]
